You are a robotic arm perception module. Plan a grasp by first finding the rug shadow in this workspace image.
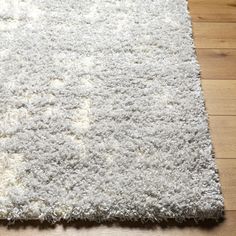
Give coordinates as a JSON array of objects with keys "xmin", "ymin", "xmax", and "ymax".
[{"xmin": 0, "ymin": 216, "xmax": 225, "ymax": 231}]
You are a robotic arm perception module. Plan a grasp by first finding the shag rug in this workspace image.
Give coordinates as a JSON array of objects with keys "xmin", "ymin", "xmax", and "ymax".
[{"xmin": 0, "ymin": 0, "xmax": 224, "ymax": 222}]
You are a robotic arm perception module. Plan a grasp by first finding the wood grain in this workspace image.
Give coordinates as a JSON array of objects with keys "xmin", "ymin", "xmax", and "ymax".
[
  {"xmin": 201, "ymin": 80, "xmax": 236, "ymax": 115},
  {"xmin": 189, "ymin": 0, "xmax": 236, "ymax": 22},
  {"xmin": 216, "ymin": 159, "xmax": 236, "ymax": 211},
  {"xmin": 197, "ymin": 49, "xmax": 236, "ymax": 79},
  {"xmin": 193, "ymin": 23, "xmax": 236, "ymax": 48},
  {"xmin": 209, "ymin": 116, "xmax": 236, "ymax": 159}
]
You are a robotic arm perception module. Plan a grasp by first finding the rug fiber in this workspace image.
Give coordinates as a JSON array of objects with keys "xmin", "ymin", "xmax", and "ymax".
[{"xmin": 0, "ymin": 0, "xmax": 224, "ymax": 222}]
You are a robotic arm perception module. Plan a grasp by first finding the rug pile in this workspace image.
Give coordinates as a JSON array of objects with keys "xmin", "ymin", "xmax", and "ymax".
[{"xmin": 0, "ymin": 0, "xmax": 224, "ymax": 222}]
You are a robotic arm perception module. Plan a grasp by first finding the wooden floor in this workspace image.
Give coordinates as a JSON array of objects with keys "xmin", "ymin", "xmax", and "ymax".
[{"xmin": 1, "ymin": 0, "xmax": 236, "ymax": 235}]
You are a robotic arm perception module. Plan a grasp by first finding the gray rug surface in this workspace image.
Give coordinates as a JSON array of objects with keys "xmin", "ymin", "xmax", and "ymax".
[{"xmin": 0, "ymin": 0, "xmax": 224, "ymax": 222}]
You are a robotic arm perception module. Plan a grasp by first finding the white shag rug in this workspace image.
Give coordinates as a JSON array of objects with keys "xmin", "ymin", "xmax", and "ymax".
[{"xmin": 0, "ymin": 0, "xmax": 224, "ymax": 222}]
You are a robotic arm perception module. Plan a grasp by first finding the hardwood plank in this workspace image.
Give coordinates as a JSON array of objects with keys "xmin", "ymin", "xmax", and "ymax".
[
  {"xmin": 196, "ymin": 49, "xmax": 236, "ymax": 79},
  {"xmin": 217, "ymin": 159, "xmax": 236, "ymax": 211},
  {"xmin": 0, "ymin": 211, "xmax": 235, "ymax": 236},
  {"xmin": 192, "ymin": 23, "xmax": 236, "ymax": 48},
  {"xmin": 209, "ymin": 116, "xmax": 236, "ymax": 159},
  {"xmin": 201, "ymin": 80, "xmax": 236, "ymax": 115},
  {"xmin": 188, "ymin": 0, "xmax": 236, "ymax": 22}
]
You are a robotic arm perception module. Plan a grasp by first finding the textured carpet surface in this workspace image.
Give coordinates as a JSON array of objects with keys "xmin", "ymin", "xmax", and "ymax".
[{"xmin": 0, "ymin": 0, "xmax": 224, "ymax": 222}]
